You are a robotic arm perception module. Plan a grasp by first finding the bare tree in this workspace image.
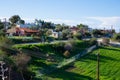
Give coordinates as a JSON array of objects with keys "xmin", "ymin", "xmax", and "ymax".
[{"xmin": 13, "ymin": 53, "xmax": 31, "ymax": 80}]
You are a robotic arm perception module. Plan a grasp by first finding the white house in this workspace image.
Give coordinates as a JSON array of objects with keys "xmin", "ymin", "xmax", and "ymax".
[{"xmin": 49, "ymin": 29, "xmax": 62, "ymax": 38}]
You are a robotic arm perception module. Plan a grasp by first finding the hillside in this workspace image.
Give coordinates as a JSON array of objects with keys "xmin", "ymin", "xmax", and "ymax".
[{"xmin": 43, "ymin": 46, "xmax": 120, "ymax": 80}]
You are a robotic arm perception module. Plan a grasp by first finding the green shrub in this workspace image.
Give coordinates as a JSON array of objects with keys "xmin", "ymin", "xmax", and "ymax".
[
  {"xmin": 89, "ymin": 38, "xmax": 97, "ymax": 46},
  {"xmin": 112, "ymin": 33, "xmax": 120, "ymax": 42},
  {"xmin": 64, "ymin": 43, "xmax": 72, "ymax": 51},
  {"xmin": 63, "ymin": 50, "xmax": 70, "ymax": 57},
  {"xmin": 8, "ymin": 36, "xmax": 41, "ymax": 44},
  {"xmin": 74, "ymin": 33, "xmax": 82, "ymax": 40},
  {"xmin": 14, "ymin": 40, "xmax": 90, "ymax": 58}
]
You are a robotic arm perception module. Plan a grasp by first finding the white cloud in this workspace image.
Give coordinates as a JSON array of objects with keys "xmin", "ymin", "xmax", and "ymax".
[
  {"xmin": 87, "ymin": 17, "xmax": 120, "ymax": 29},
  {"xmin": 43, "ymin": 18, "xmax": 98, "ymax": 26},
  {"xmin": 23, "ymin": 18, "xmax": 34, "ymax": 23},
  {"xmin": 18, "ymin": 17, "xmax": 120, "ymax": 32},
  {"xmin": 43, "ymin": 19, "xmax": 77, "ymax": 26}
]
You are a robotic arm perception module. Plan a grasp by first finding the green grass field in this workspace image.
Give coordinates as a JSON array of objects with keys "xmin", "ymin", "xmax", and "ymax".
[
  {"xmin": 13, "ymin": 40, "xmax": 90, "ymax": 58},
  {"xmin": 43, "ymin": 46, "xmax": 120, "ymax": 80}
]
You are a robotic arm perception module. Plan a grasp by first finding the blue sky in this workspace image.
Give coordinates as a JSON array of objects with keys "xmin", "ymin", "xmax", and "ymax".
[{"xmin": 0, "ymin": 0, "xmax": 120, "ymax": 32}]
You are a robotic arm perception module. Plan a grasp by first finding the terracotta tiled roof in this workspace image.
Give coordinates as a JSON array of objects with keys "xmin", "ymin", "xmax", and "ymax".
[{"xmin": 16, "ymin": 27, "xmax": 38, "ymax": 33}]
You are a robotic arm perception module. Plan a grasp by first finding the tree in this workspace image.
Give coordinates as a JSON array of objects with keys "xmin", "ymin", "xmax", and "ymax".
[
  {"xmin": 112, "ymin": 33, "xmax": 120, "ymax": 42},
  {"xmin": 0, "ymin": 36, "xmax": 14, "ymax": 80},
  {"xmin": 34, "ymin": 19, "xmax": 55, "ymax": 29},
  {"xmin": 77, "ymin": 24, "xmax": 88, "ymax": 30},
  {"xmin": 89, "ymin": 38, "xmax": 97, "ymax": 46},
  {"xmin": 92, "ymin": 29, "xmax": 103, "ymax": 37},
  {"xmin": 0, "ymin": 21, "xmax": 5, "ymax": 36},
  {"xmin": 19, "ymin": 20, "xmax": 25, "ymax": 24},
  {"xmin": 0, "ymin": 50, "xmax": 6, "ymax": 60},
  {"xmin": 0, "ymin": 36, "xmax": 13, "ymax": 50},
  {"xmin": 46, "ymin": 30, "xmax": 52, "ymax": 36},
  {"xmin": 0, "ymin": 30, "xmax": 5, "ymax": 36},
  {"xmin": 0, "ymin": 36, "xmax": 13, "ymax": 60},
  {"xmin": 34, "ymin": 19, "xmax": 42, "ymax": 29},
  {"xmin": 9, "ymin": 15, "xmax": 21, "ymax": 26},
  {"xmin": 13, "ymin": 53, "xmax": 31, "ymax": 80},
  {"xmin": 62, "ymin": 29, "xmax": 71, "ymax": 40},
  {"xmin": 0, "ymin": 21, "xmax": 4, "ymax": 30},
  {"xmin": 55, "ymin": 24, "xmax": 63, "ymax": 32},
  {"xmin": 74, "ymin": 33, "xmax": 82, "ymax": 40}
]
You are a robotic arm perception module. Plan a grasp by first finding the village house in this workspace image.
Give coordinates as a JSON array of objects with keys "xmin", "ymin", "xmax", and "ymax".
[
  {"xmin": 70, "ymin": 27, "xmax": 91, "ymax": 35},
  {"xmin": 70, "ymin": 27, "xmax": 79, "ymax": 35},
  {"xmin": 100, "ymin": 29, "xmax": 115, "ymax": 37},
  {"xmin": 6, "ymin": 26, "xmax": 38, "ymax": 36},
  {"xmin": 49, "ymin": 29, "xmax": 62, "ymax": 38}
]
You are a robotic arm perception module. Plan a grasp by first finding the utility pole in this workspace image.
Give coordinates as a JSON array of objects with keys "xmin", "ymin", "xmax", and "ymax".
[
  {"xmin": 0, "ymin": 61, "xmax": 8, "ymax": 80},
  {"xmin": 96, "ymin": 52, "xmax": 100, "ymax": 80},
  {"xmin": 3, "ymin": 18, "xmax": 7, "ymax": 30}
]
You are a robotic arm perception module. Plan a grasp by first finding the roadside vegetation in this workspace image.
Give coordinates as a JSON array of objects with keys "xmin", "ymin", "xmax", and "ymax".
[
  {"xmin": 13, "ymin": 39, "xmax": 96, "ymax": 58},
  {"xmin": 0, "ymin": 36, "xmax": 34, "ymax": 80},
  {"xmin": 8, "ymin": 36, "xmax": 41, "ymax": 44},
  {"xmin": 12, "ymin": 39, "xmax": 97, "ymax": 79}
]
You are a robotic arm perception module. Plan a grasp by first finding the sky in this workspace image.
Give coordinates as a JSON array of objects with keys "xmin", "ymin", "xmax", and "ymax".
[{"xmin": 0, "ymin": 0, "xmax": 120, "ymax": 32}]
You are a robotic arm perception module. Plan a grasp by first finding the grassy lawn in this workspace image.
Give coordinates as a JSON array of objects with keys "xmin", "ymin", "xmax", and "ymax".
[
  {"xmin": 43, "ymin": 46, "xmax": 120, "ymax": 80},
  {"xmin": 8, "ymin": 36, "xmax": 33, "ymax": 39},
  {"xmin": 21, "ymin": 40, "xmax": 91, "ymax": 79},
  {"xmin": 13, "ymin": 40, "xmax": 97, "ymax": 79},
  {"xmin": 8, "ymin": 36, "xmax": 41, "ymax": 44}
]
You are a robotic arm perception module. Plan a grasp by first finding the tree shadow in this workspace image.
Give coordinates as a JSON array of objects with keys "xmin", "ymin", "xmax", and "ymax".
[
  {"xmin": 29, "ymin": 57, "xmax": 51, "ymax": 72},
  {"xmin": 46, "ymin": 68, "xmax": 94, "ymax": 80},
  {"xmin": 100, "ymin": 47, "xmax": 120, "ymax": 52},
  {"xmin": 78, "ymin": 51, "xmax": 119, "ymax": 62}
]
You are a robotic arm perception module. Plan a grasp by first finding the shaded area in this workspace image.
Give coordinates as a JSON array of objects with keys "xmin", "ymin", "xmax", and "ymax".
[
  {"xmin": 100, "ymin": 46, "xmax": 120, "ymax": 52},
  {"xmin": 76, "ymin": 46, "xmax": 120, "ymax": 63},
  {"xmin": 46, "ymin": 68, "xmax": 94, "ymax": 80},
  {"xmin": 78, "ymin": 53, "xmax": 119, "ymax": 63}
]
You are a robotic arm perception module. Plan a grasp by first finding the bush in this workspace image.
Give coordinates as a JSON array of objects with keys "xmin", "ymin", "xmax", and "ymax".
[
  {"xmin": 102, "ymin": 38, "xmax": 110, "ymax": 45},
  {"xmin": 63, "ymin": 50, "xmax": 70, "ymax": 57},
  {"xmin": 74, "ymin": 33, "xmax": 82, "ymax": 40},
  {"xmin": 64, "ymin": 43, "xmax": 72, "ymax": 51},
  {"xmin": 8, "ymin": 36, "xmax": 41, "ymax": 44},
  {"xmin": 84, "ymin": 32, "xmax": 91, "ymax": 37},
  {"xmin": 89, "ymin": 38, "xmax": 97, "ymax": 46},
  {"xmin": 46, "ymin": 36, "xmax": 55, "ymax": 42},
  {"xmin": 14, "ymin": 40, "xmax": 90, "ymax": 58},
  {"xmin": 0, "ymin": 30, "xmax": 5, "ymax": 36},
  {"xmin": 112, "ymin": 33, "xmax": 120, "ymax": 42}
]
